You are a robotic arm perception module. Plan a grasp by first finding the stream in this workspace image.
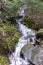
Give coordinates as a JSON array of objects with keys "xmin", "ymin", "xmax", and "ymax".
[{"xmin": 8, "ymin": 7, "xmax": 43, "ymax": 65}]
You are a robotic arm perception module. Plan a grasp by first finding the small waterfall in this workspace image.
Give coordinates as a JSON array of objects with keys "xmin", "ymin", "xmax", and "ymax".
[
  {"xmin": 18, "ymin": 7, "xmax": 24, "ymax": 16},
  {"xmin": 8, "ymin": 7, "xmax": 36, "ymax": 65}
]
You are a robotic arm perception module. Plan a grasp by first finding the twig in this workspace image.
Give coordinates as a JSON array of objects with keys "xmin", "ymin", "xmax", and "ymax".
[
  {"xmin": 35, "ymin": 38, "xmax": 42, "ymax": 45},
  {"xmin": 27, "ymin": 59, "xmax": 35, "ymax": 65}
]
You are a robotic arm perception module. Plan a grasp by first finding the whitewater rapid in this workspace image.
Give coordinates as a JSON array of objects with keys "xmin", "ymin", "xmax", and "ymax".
[
  {"xmin": 8, "ymin": 7, "xmax": 43, "ymax": 65},
  {"xmin": 8, "ymin": 7, "xmax": 36, "ymax": 65},
  {"xmin": 8, "ymin": 18, "xmax": 36, "ymax": 65}
]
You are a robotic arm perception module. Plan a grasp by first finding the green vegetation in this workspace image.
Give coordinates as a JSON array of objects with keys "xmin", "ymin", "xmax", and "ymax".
[
  {"xmin": 22, "ymin": 0, "xmax": 43, "ymax": 30},
  {"xmin": 0, "ymin": 0, "xmax": 43, "ymax": 65},
  {"xmin": 0, "ymin": 55, "xmax": 8, "ymax": 65},
  {"xmin": 0, "ymin": 21, "xmax": 20, "ymax": 64}
]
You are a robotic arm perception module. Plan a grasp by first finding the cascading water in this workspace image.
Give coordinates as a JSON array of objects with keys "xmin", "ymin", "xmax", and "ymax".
[
  {"xmin": 8, "ymin": 7, "xmax": 43, "ymax": 65},
  {"xmin": 8, "ymin": 7, "xmax": 36, "ymax": 65}
]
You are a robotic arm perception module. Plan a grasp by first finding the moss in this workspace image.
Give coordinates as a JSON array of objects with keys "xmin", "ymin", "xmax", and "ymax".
[
  {"xmin": 0, "ymin": 20, "xmax": 20, "ymax": 63},
  {"xmin": 0, "ymin": 55, "xmax": 9, "ymax": 65},
  {"xmin": 6, "ymin": 32, "xmax": 19, "ymax": 49}
]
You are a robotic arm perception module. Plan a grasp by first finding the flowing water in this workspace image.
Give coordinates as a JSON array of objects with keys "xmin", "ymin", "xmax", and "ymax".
[{"xmin": 8, "ymin": 7, "xmax": 43, "ymax": 65}]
